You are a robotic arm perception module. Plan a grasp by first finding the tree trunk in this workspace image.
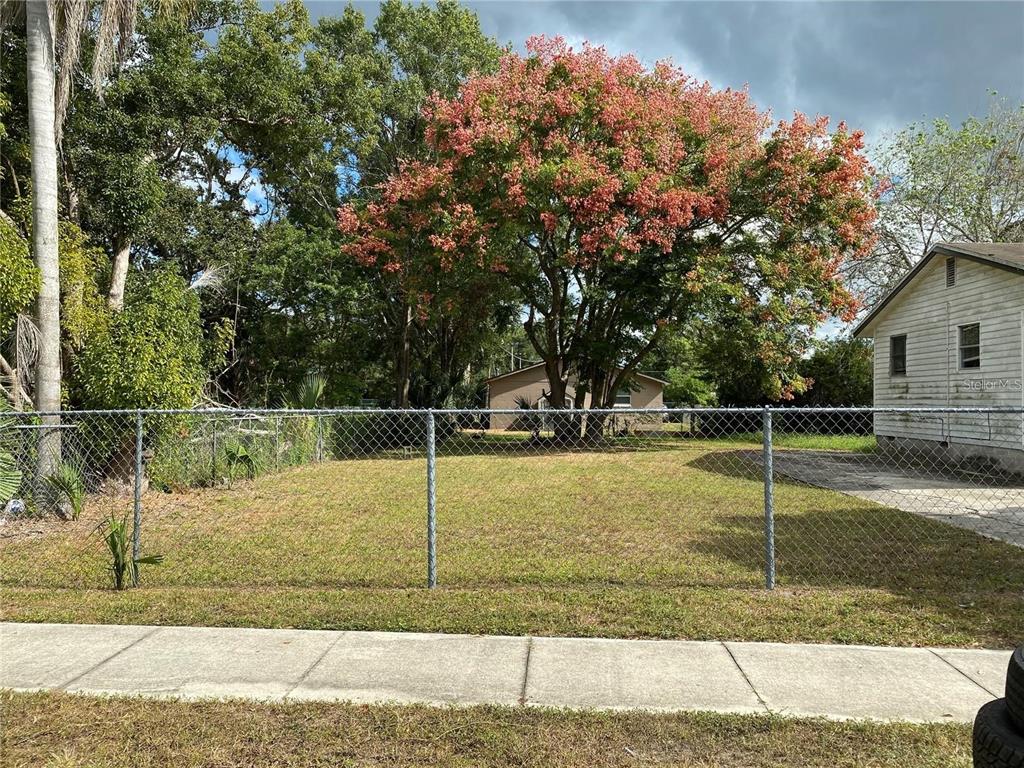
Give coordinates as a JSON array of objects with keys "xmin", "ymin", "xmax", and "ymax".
[
  {"xmin": 26, "ymin": 2, "xmax": 63, "ymax": 483},
  {"xmin": 539, "ymin": 359, "xmax": 580, "ymax": 444},
  {"xmin": 583, "ymin": 368, "xmax": 610, "ymax": 442},
  {"xmin": 393, "ymin": 304, "xmax": 412, "ymax": 408},
  {"xmin": 108, "ymin": 234, "xmax": 131, "ymax": 310}
]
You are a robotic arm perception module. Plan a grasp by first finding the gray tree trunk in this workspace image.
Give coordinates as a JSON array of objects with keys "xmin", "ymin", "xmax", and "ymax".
[
  {"xmin": 108, "ymin": 234, "xmax": 131, "ymax": 310},
  {"xmin": 26, "ymin": 2, "xmax": 63, "ymax": 480},
  {"xmin": 393, "ymin": 304, "xmax": 412, "ymax": 408}
]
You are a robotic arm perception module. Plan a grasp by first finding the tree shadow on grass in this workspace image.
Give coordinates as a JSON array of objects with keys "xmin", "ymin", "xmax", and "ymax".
[{"xmin": 686, "ymin": 450, "xmax": 1024, "ymax": 596}]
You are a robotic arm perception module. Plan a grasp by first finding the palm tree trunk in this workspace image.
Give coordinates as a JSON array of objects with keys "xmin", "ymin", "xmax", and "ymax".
[{"xmin": 26, "ymin": 1, "xmax": 62, "ymax": 479}]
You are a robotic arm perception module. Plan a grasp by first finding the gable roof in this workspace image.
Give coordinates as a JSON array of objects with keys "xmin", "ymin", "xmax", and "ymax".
[
  {"xmin": 484, "ymin": 361, "xmax": 668, "ymax": 386},
  {"xmin": 852, "ymin": 242, "xmax": 1024, "ymax": 338}
]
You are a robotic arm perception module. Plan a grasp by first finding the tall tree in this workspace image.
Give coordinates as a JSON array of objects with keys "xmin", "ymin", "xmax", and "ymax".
[
  {"xmin": 23, "ymin": 1, "xmax": 62, "ymax": 474},
  {"xmin": 793, "ymin": 336, "xmax": 873, "ymax": 407},
  {"xmin": 339, "ymin": 38, "xmax": 878, "ymax": 435},
  {"xmin": 855, "ymin": 98, "xmax": 1024, "ymax": 302},
  {"xmin": 346, "ymin": 0, "xmax": 504, "ymax": 407},
  {"xmin": 2, "ymin": 0, "xmax": 174, "ymax": 485}
]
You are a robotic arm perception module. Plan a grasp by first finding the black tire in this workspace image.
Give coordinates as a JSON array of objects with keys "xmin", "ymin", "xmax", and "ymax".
[
  {"xmin": 974, "ymin": 699, "xmax": 1024, "ymax": 768},
  {"xmin": 1007, "ymin": 647, "xmax": 1024, "ymax": 732}
]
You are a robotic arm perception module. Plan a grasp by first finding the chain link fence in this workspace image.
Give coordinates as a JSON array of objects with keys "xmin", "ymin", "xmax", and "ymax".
[{"xmin": 1, "ymin": 407, "xmax": 1022, "ymax": 594}]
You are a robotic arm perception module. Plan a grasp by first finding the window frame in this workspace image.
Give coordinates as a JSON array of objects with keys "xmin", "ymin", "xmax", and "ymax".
[
  {"xmin": 889, "ymin": 334, "xmax": 907, "ymax": 377},
  {"xmin": 958, "ymin": 323, "xmax": 981, "ymax": 370},
  {"xmin": 613, "ymin": 387, "xmax": 633, "ymax": 408}
]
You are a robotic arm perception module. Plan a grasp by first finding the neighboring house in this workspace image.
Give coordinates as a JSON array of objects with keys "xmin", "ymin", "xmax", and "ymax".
[
  {"xmin": 485, "ymin": 362, "xmax": 666, "ymax": 430},
  {"xmin": 853, "ymin": 242, "xmax": 1024, "ymax": 471}
]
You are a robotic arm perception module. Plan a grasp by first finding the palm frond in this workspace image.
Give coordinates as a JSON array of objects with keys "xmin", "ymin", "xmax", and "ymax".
[
  {"xmin": 189, "ymin": 264, "xmax": 226, "ymax": 293},
  {"xmin": 96, "ymin": 511, "xmax": 162, "ymax": 589},
  {"xmin": 53, "ymin": 0, "xmax": 90, "ymax": 144},
  {"xmin": 0, "ymin": 451, "xmax": 21, "ymax": 504},
  {"xmin": 43, "ymin": 460, "xmax": 85, "ymax": 519},
  {"xmin": 0, "ymin": 0, "xmax": 26, "ymax": 30},
  {"xmin": 91, "ymin": 0, "xmax": 137, "ymax": 96},
  {"xmin": 224, "ymin": 440, "xmax": 260, "ymax": 480},
  {"xmin": 284, "ymin": 373, "xmax": 327, "ymax": 410}
]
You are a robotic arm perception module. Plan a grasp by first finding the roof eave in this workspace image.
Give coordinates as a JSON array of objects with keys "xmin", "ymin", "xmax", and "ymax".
[
  {"xmin": 852, "ymin": 243, "xmax": 1024, "ymax": 338},
  {"xmin": 484, "ymin": 363, "xmax": 668, "ymax": 387}
]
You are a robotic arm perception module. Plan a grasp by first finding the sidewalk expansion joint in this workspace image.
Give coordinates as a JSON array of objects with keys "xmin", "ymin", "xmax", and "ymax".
[
  {"xmin": 927, "ymin": 648, "xmax": 1000, "ymax": 698},
  {"xmin": 722, "ymin": 642, "xmax": 769, "ymax": 712},
  {"xmin": 518, "ymin": 636, "xmax": 534, "ymax": 706},
  {"xmin": 58, "ymin": 626, "xmax": 163, "ymax": 690},
  {"xmin": 284, "ymin": 631, "xmax": 347, "ymax": 699}
]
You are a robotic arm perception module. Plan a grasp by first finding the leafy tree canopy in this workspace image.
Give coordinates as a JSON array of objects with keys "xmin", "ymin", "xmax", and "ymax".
[
  {"xmin": 339, "ymin": 37, "xmax": 878, "ymax": 409},
  {"xmin": 855, "ymin": 97, "xmax": 1024, "ymax": 302},
  {"xmin": 793, "ymin": 336, "xmax": 873, "ymax": 407}
]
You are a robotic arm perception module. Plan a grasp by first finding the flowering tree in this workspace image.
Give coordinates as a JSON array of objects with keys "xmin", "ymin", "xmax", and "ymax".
[{"xmin": 339, "ymin": 37, "xmax": 877, "ymax": 426}]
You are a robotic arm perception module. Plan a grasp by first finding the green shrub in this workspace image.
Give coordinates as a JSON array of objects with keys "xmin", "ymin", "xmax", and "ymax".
[
  {"xmin": 224, "ymin": 440, "xmax": 261, "ymax": 483},
  {"xmin": 73, "ymin": 268, "xmax": 208, "ymax": 411},
  {"xmin": 0, "ymin": 213, "xmax": 39, "ymax": 336}
]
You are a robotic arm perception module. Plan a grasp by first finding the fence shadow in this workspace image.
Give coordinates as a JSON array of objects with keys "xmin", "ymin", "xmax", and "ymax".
[
  {"xmin": 686, "ymin": 449, "xmax": 1024, "ymax": 601},
  {"xmin": 693, "ymin": 507, "xmax": 1023, "ymax": 591}
]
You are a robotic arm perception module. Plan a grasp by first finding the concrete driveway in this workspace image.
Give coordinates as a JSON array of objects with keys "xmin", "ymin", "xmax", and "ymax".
[{"xmin": 769, "ymin": 450, "xmax": 1024, "ymax": 547}]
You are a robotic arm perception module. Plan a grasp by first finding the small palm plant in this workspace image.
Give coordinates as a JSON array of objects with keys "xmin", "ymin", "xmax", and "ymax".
[
  {"xmin": 98, "ymin": 513, "xmax": 164, "ymax": 590},
  {"xmin": 224, "ymin": 440, "xmax": 261, "ymax": 482},
  {"xmin": 43, "ymin": 461, "xmax": 86, "ymax": 520},
  {"xmin": 281, "ymin": 372, "xmax": 328, "ymax": 465},
  {"xmin": 284, "ymin": 373, "xmax": 327, "ymax": 409}
]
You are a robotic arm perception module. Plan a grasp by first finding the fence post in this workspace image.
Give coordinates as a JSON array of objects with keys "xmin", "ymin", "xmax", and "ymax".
[
  {"xmin": 132, "ymin": 410, "xmax": 143, "ymax": 565},
  {"xmin": 762, "ymin": 405, "xmax": 776, "ymax": 590},
  {"xmin": 211, "ymin": 417, "xmax": 218, "ymax": 485},
  {"xmin": 426, "ymin": 411, "xmax": 437, "ymax": 588}
]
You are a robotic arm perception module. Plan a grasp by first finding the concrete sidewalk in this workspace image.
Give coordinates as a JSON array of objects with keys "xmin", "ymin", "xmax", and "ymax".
[{"xmin": 0, "ymin": 622, "xmax": 1009, "ymax": 723}]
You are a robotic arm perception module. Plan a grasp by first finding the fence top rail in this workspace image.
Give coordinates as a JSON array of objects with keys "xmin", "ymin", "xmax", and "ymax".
[{"xmin": 5, "ymin": 405, "xmax": 1024, "ymax": 418}]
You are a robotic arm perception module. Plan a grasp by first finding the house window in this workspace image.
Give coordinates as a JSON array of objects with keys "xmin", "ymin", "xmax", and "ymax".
[
  {"xmin": 945, "ymin": 257, "xmax": 956, "ymax": 287},
  {"xmin": 959, "ymin": 323, "xmax": 981, "ymax": 369},
  {"xmin": 614, "ymin": 387, "xmax": 632, "ymax": 407},
  {"xmin": 889, "ymin": 335, "xmax": 907, "ymax": 376}
]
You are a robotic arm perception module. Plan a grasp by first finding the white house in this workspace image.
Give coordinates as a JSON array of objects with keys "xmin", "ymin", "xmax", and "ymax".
[{"xmin": 853, "ymin": 242, "xmax": 1024, "ymax": 471}]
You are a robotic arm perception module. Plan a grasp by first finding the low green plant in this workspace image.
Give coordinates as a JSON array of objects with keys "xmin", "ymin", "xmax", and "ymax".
[
  {"xmin": 224, "ymin": 440, "xmax": 261, "ymax": 482},
  {"xmin": 0, "ymin": 402, "xmax": 24, "ymax": 506},
  {"xmin": 97, "ymin": 513, "xmax": 164, "ymax": 590},
  {"xmin": 0, "ymin": 451, "xmax": 21, "ymax": 505},
  {"xmin": 43, "ymin": 461, "xmax": 86, "ymax": 520}
]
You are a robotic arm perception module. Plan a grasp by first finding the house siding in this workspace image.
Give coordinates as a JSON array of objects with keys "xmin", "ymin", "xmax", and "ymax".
[
  {"xmin": 865, "ymin": 255, "xmax": 1024, "ymax": 462},
  {"xmin": 486, "ymin": 367, "xmax": 664, "ymax": 430}
]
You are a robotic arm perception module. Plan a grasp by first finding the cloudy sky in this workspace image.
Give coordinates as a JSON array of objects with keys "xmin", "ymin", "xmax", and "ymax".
[{"xmin": 336, "ymin": 0, "xmax": 1023, "ymax": 147}]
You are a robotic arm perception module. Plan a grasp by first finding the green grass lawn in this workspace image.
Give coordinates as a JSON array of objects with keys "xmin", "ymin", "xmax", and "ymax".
[
  {"xmin": 2, "ymin": 439, "xmax": 1021, "ymax": 647},
  {"xmin": 1, "ymin": 691, "xmax": 972, "ymax": 768}
]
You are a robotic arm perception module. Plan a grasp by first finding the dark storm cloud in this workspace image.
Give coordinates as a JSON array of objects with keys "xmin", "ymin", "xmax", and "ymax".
[
  {"xmin": 472, "ymin": 1, "xmax": 1023, "ymax": 143},
  {"xmin": 335, "ymin": 1, "xmax": 1023, "ymax": 144}
]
